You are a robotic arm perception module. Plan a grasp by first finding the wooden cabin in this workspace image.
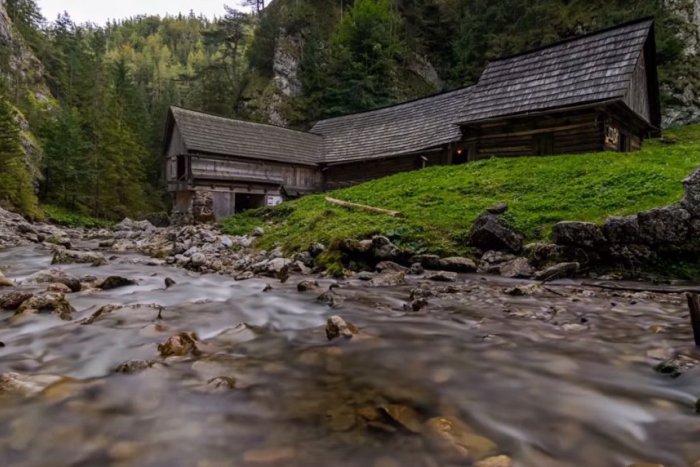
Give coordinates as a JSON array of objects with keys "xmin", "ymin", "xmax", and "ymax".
[{"xmin": 163, "ymin": 18, "xmax": 660, "ymax": 220}]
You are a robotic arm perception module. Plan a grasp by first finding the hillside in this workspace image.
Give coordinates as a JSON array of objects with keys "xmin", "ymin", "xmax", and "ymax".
[
  {"xmin": 221, "ymin": 124, "xmax": 700, "ymax": 259},
  {"xmin": 0, "ymin": 0, "xmax": 699, "ymax": 220}
]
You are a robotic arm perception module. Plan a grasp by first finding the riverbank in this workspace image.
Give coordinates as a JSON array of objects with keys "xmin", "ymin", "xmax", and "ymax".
[{"xmin": 221, "ymin": 123, "xmax": 700, "ymax": 278}]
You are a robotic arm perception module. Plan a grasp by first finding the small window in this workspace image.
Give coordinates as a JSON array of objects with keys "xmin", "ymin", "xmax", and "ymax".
[{"xmin": 535, "ymin": 133, "xmax": 554, "ymax": 155}]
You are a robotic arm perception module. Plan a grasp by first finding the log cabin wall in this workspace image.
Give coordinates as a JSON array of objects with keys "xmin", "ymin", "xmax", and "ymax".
[
  {"xmin": 188, "ymin": 154, "xmax": 322, "ymax": 192},
  {"xmin": 323, "ymin": 149, "xmax": 449, "ymax": 190},
  {"xmin": 463, "ymin": 110, "xmax": 605, "ymax": 160}
]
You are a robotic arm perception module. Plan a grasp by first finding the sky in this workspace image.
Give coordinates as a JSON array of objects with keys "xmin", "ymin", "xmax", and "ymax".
[{"xmin": 37, "ymin": 1, "xmax": 242, "ymax": 25}]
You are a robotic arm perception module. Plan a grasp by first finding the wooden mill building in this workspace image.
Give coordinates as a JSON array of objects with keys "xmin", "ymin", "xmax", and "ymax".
[{"xmin": 164, "ymin": 18, "xmax": 660, "ymax": 219}]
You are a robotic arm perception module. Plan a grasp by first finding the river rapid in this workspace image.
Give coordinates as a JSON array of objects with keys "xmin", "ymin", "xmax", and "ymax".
[{"xmin": 1, "ymin": 243, "xmax": 699, "ymax": 467}]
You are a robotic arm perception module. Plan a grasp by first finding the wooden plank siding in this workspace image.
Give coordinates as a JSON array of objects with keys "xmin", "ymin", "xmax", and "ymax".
[
  {"xmin": 189, "ymin": 155, "xmax": 322, "ymax": 192},
  {"xmin": 625, "ymin": 51, "xmax": 651, "ymax": 124},
  {"xmin": 324, "ymin": 150, "xmax": 449, "ymax": 190}
]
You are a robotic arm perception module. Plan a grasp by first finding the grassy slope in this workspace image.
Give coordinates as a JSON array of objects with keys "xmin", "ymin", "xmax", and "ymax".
[{"xmin": 222, "ymin": 124, "xmax": 700, "ymax": 258}]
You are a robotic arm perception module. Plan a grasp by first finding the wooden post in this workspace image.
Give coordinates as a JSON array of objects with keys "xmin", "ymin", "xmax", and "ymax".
[{"xmin": 685, "ymin": 292, "xmax": 700, "ymax": 347}]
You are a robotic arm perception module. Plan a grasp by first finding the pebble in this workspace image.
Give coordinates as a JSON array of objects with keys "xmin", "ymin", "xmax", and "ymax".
[{"xmin": 242, "ymin": 446, "xmax": 296, "ymax": 464}]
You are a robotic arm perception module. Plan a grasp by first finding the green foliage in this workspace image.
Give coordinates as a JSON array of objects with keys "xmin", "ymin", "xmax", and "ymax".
[
  {"xmin": 223, "ymin": 124, "xmax": 700, "ymax": 258},
  {"xmin": 316, "ymin": 0, "xmax": 405, "ymax": 117},
  {"xmin": 0, "ymin": 94, "xmax": 39, "ymax": 217},
  {"xmin": 43, "ymin": 204, "xmax": 112, "ymax": 228}
]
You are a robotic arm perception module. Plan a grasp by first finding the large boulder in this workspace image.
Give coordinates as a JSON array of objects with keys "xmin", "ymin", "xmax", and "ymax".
[
  {"xmin": 551, "ymin": 222, "xmax": 606, "ymax": 249},
  {"xmin": 52, "ymin": 248, "xmax": 107, "ymax": 267},
  {"xmin": 371, "ymin": 236, "xmax": 402, "ymax": 261},
  {"xmin": 603, "ymin": 215, "xmax": 641, "ymax": 245},
  {"xmin": 682, "ymin": 167, "xmax": 700, "ymax": 217},
  {"xmin": 438, "ymin": 257, "xmax": 477, "ymax": 273},
  {"xmin": 469, "ymin": 212, "xmax": 523, "ymax": 252},
  {"xmin": 29, "ymin": 269, "xmax": 81, "ymax": 292},
  {"xmin": 637, "ymin": 206, "xmax": 691, "ymax": 245}
]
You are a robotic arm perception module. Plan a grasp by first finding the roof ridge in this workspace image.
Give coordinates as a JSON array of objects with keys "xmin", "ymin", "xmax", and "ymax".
[
  {"xmin": 485, "ymin": 17, "xmax": 653, "ymax": 65},
  {"xmin": 170, "ymin": 106, "xmax": 322, "ymax": 139},
  {"xmin": 310, "ymin": 86, "xmax": 474, "ymax": 130}
]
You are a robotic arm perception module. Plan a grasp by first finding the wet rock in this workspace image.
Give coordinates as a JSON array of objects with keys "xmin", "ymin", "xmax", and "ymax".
[
  {"xmin": 412, "ymin": 254, "xmax": 442, "ymax": 270},
  {"xmin": 16, "ymin": 293, "xmax": 75, "ymax": 320},
  {"xmin": 478, "ymin": 250, "xmax": 517, "ymax": 274},
  {"xmin": 425, "ymin": 271, "xmax": 458, "ymax": 282},
  {"xmin": 469, "ymin": 211, "xmax": 523, "ymax": 252},
  {"xmin": 52, "ymin": 248, "xmax": 107, "ymax": 267},
  {"xmin": 381, "ymin": 404, "xmax": 422, "ymax": 433},
  {"xmin": 0, "ymin": 291, "xmax": 33, "ymax": 310},
  {"xmin": 535, "ymin": 262, "xmax": 580, "ymax": 282},
  {"xmin": 252, "ymin": 227, "xmax": 265, "ymax": 237},
  {"xmin": 309, "ymin": 242, "xmax": 325, "ymax": 257},
  {"xmin": 603, "ymin": 215, "xmax": 641, "ymax": 244},
  {"xmin": 0, "ymin": 272, "xmax": 15, "ymax": 288},
  {"xmin": 46, "ymin": 282, "xmax": 72, "ymax": 294},
  {"xmin": 682, "ymin": 167, "xmax": 700, "ymax": 217},
  {"xmin": 262, "ymin": 284, "xmax": 273, "ymax": 292},
  {"xmin": 97, "ymin": 276, "xmax": 137, "ymax": 290},
  {"xmin": 297, "ymin": 280, "xmax": 319, "ymax": 292},
  {"xmin": 654, "ymin": 355, "xmax": 697, "ymax": 378},
  {"xmin": 404, "ymin": 298, "xmax": 429, "ymax": 312},
  {"xmin": 356, "ymin": 271, "xmax": 375, "ymax": 281},
  {"xmin": 475, "ymin": 455, "xmax": 513, "ymax": 467},
  {"xmin": 318, "ymin": 286, "xmax": 344, "ymax": 308},
  {"xmin": 376, "ymin": 261, "xmax": 407, "ymax": 273},
  {"xmin": 0, "ymin": 372, "xmax": 65, "ymax": 397},
  {"xmin": 113, "ymin": 360, "xmax": 160, "ymax": 374},
  {"xmin": 637, "ymin": 206, "xmax": 691, "ymax": 245},
  {"xmin": 372, "ymin": 236, "xmax": 402, "ymax": 261},
  {"xmin": 267, "ymin": 258, "xmax": 291, "ymax": 275},
  {"xmin": 82, "ymin": 304, "xmax": 164, "ymax": 325},
  {"xmin": 424, "ymin": 416, "xmax": 497, "ymax": 460},
  {"xmin": 205, "ymin": 376, "xmax": 237, "ymax": 392},
  {"xmin": 158, "ymin": 332, "xmax": 204, "ymax": 358},
  {"xmin": 326, "ymin": 315, "xmax": 358, "ymax": 340},
  {"xmin": 694, "ymin": 398, "xmax": 699, "ymax": 414},
  {"xmin": 504, "ymin": 284, "xmax": 542, "ymax": 296},
  {"xmin": 551, "ymin": 221, "xmax": 606, "ymax": 249},
  {"xmin": 44, "ymin": 235, "xmax": 72, "ymax": 249},
  {"xmin": 523, "ymin": 242, "xmax": 566, "ymax": 268},
  {"xmin": 29, "ymin": 269, "xmax": 81, "ymax": 292},
  {"xmin": 409, "ymin": 263, "xmax": 424, "ymax": 275},
  {"xmin": 190, "ymin": 252, "xmax": 207, "ymax": 268},
  {"xmin": 235, "ymin": 271, "xmax": 255, "ymax": 281},
  {"xmin": 165, "ymin": 278, "xmax": 176, "ymax": 289},
  {"xmin": 439, "ymin": 257, "xmax": 477, "ymax": 273},
  {"xmin": 370, "ymin": 271, "xmax": 405, "ymax": 287},
  {"xmin": 499, "ymin": 258, "xmax": 534, "ymax": 278}
]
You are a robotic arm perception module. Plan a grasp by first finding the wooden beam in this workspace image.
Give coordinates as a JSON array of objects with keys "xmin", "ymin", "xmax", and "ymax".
[
  {"xmin": 686, "ymin": 293, "xmax": 700, "ymax": 347},
  {"xmin": 325, "ymin": 197, "xmax": 404, "ymax": 218},
  {"xmin": 461, "ymin": 122, "xmax": 595, "ymax": 142}
]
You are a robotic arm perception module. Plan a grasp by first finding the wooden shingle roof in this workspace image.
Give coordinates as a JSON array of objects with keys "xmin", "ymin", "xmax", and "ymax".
[
  {"xmin": 459, "ymin": 18, "xmax": 655, "ymax": 124},
  {"xmin": 169, "ymin": 107, "xmax": 322, "ymax": 166},
  {"xmin": 309, "ymin": 86, "xmax": 474, "ymax": 164}
]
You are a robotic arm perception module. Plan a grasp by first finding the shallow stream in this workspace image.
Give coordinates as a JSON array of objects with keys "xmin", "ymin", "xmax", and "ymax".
[{"xmin": 1, "ymin": 245, "xmax": 699, "ymax": 466}]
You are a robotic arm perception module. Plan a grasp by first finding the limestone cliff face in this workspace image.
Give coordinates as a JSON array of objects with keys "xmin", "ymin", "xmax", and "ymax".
[
  {"xmin": 663, "ymin": 0, "xmax": 700, "ymax": 126},
  {"xmin": 265, "ymin": 29, "xmax": 303, "ymax": 127},
  {"xmin": 0, "ymin": 1, "xmax": 51, "ymax": 185}
]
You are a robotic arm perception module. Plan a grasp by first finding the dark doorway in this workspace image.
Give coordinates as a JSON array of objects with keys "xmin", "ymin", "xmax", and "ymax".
[
  {"xmin": 235, "ymin": 193, "xmax": 266, "ymax": 213},
  {"xmin": 177, "ymin": 155, "xmax": 187, "ymax": 180},
  {"xmin": 535, "ymin": 133, "xmax": 554, "ymax": 155}
]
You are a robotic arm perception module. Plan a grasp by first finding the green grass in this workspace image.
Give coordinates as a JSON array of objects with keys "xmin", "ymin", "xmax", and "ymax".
[
  {"xmin": 221, "ymin": 123, "xmax": 700, "ymax": 257},
  {"xmin": 43, "ymin": 205, "xmax": 113, "ymax": 229}
]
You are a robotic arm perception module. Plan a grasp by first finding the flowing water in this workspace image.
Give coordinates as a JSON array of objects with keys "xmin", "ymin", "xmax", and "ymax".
[{"xmin": 1, "ymin": 244, "xmax": 699, "ymax": 467}]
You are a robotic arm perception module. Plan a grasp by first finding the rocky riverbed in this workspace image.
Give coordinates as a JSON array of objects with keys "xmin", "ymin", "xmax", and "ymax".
[{"xmin": 1, "ymin": 209, "xmax": 700, "ymax": 466}]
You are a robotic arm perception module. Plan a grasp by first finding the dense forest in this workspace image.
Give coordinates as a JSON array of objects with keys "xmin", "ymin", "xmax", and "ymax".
[{"xmin": 0, "ymin": 0, "xmax": 698, "ymax": 220}]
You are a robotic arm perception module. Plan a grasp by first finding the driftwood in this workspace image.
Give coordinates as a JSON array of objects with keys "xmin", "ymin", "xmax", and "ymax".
[
  {"xmin": 325, "ymin": 197, "xmax": 404, "ymax": 218},
  {"xmin": 686, "ymin": 293, "xmax": 700, "ymax": 347}
]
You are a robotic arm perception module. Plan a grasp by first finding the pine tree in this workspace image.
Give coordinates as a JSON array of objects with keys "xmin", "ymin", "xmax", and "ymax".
[{"xmin": 0, "ymin": 94, "xmax": 39, "ymax": 216}]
